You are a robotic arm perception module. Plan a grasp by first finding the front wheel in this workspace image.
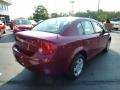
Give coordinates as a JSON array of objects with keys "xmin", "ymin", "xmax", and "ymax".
[
  {"xmin": 67, "ymin": 54, "xmax": 85, "ymax": 79},
  {"xmin": 103, "ymin": 40, "xmax": 111, "ymax": 52}
]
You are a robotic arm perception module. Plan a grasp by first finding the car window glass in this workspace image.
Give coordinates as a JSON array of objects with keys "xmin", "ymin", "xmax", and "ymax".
[
  {"xmin": 15, "ymin": 20, "xmax": 31, "ymax": 25},
  {"xmin": 81, "ymin": 21, "xmax": 94, "ymax": 35},
  {"xmin": 33, "ymin": 18, "xmax": 70, "ymax": 33},
  {"xmin": 77, "ymin": 22, "xmax": 84, "ymax": 35},
  {"xmin": 93, "ymin": 22, "xmax": 103, "ymax": 33}
]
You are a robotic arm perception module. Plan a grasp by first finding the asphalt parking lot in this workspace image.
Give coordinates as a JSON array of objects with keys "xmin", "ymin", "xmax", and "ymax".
[{"xmin": 0, "ymin": 30, "xmax": 120, "ymax": 90}]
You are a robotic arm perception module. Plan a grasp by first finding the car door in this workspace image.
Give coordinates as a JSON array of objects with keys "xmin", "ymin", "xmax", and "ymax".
[
  {"xmin": 77, "ymin": 20, "xmax": 99, "ymax": 59},
  {"xmin": 92, "ymin": 21, "xmax": 110, "ymax": 52}
]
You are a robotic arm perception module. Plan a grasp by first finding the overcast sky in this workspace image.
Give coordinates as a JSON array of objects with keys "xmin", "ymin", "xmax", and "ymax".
[{"xmin": 9, "ymin": 0, "xmax": 120, "ymax": 19}]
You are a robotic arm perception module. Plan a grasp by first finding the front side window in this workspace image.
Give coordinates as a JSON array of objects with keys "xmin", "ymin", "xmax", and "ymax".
[
  {"xmin": 92, "ymin": 21, "xmax": 104, "ymax": 33},
  {"xmin": 81, "ymin": 21, "xmax": 94, "ymax": 35}
]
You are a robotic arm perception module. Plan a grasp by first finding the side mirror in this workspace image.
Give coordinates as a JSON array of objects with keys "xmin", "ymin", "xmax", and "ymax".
[{"xmin": 100, "ymin": 30, "xmax": 105, "ymax": 36}]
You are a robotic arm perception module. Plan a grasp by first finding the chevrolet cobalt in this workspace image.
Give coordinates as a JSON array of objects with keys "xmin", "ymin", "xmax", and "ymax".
[{"xmin": 12, "ymin": 17, "xmax": 111, "ymax": 79}]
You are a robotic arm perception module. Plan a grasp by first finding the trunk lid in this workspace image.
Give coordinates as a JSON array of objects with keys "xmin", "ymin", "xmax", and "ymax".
[{"xmin": 14, "ymin": 31, "xmax": 58, "ymax": 56}]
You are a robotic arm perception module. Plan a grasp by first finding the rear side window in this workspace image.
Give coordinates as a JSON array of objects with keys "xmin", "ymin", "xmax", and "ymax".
[
  {"xmin": 92, "ymin": 21, "xmax": 104, "ymax": 33},
  {"xmin": 77, "ymin": 22, "xmax": 84, "ymax": 35},
  {"xmin": 81, "ymin": 21, "xmax": 94, "ymax": 35}
]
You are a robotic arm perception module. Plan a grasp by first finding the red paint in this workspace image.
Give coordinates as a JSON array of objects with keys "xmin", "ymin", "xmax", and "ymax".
[
  {"xmin": 0, "ymin": 20, "xmax": 6, "ymax": 36},
  {"xmin": 12, "ymin": 19, "xmax": 33, "ymax": 34},
  {"xmin": 12, "ymin": 17, "xmax": 111, "ymax": 75}
]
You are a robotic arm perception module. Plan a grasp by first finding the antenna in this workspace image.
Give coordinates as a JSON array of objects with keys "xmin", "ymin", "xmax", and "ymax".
[
  {"xmin": 55, "ymin": 18, "xmax": 59, "ymax": 39},
  {"xmin": 54, "ymin": 0, "xmax": 59, "ymax": 39}
]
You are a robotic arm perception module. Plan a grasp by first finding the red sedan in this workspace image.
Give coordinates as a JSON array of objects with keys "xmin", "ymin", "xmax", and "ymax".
[
  {"xmin": 12, "ymin": 19, "xmax": 33, "ymax": 34},
  {"xmin": 0, "ymin": 20, "xmax": 6, "ymax": 37},
  {"xmin": 12, "ymin": 17, "xmax": 111, "ymax": 79}
]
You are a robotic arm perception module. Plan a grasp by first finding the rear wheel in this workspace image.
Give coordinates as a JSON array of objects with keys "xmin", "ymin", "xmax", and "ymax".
[
  {"xmin": 3, "ymin": 30, "xmax": 6, "ymax": 34},
  {"xmin": 0, "ymin": 32, "xmax": 2, "ymax": 37},
  {"xmin": 115, "ymin": 28, "xmax": 118, "ymax": 30},
  {"xmin": 67, "ymin": 54, "xmax": 85, "ymax": 79}
]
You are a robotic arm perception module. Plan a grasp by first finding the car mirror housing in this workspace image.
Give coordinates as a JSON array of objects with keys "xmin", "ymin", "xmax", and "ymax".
[{"xmin": 100, "ymin": 30, "xmax": 105, "ymax": 36}]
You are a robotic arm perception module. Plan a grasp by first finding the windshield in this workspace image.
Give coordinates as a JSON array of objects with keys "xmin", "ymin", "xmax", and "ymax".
[
  {"xmin": 0, "ymin": 20, "xmax": 3, "ymax": 24},
  {"xmin": 32, "ymin": 18, "xmax": 70, "ymax": 33},
  {"xmin": 15, "ymin": 20, "xmax": 31, "ymax": 25}
]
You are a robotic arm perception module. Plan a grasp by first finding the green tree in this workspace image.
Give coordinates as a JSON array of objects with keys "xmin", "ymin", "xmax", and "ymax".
[
  {"xmin": 33, "ymin": 5, "xmax": 49, "ymax": 20},
  {"xmin": 51, "ymin": 13, "xmax": 57, "ymax": 18},
  {"xmin": 98, "ymin": 14, "xmax": 108, "ymax": 22},
  {"xmin": 75, "ymin": 9, "xmax": 120, "ymax": 21},
  {"xmin": 28, "ymin": 16, "xmax": 33, "ymax": 20}
]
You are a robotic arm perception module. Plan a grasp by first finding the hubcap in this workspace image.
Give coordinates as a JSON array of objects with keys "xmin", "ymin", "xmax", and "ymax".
[
  {"xmin": 73, "ymin": 58, "xmax": 84, "ymax": 76},
  {"xmin": 107, "ymin": 41, "xmax": 110, "ymax": 51}
]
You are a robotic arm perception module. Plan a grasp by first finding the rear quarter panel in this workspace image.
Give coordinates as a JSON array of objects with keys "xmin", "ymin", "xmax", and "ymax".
[{"xmin": 48, "ymin": 35, "xmax": 87, "ymax": 71}]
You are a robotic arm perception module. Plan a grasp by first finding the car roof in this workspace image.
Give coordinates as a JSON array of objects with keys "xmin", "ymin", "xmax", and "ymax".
[
  {"xmin": 14, "ymin": 19, "xmax": 29, "ymax": 21},
  {"xmin": 52, "ymin": 17, "xmax": 97, "ymax": 22}
]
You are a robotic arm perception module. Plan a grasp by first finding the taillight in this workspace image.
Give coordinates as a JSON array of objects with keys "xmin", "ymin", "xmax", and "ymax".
[
  {"xmin": 38, "ymin": 41, "xmax": 57, "ymax": 55},
  {"xmin": 1, "ymin": 25, "xmax": 5, "ymax": 29},
  {"xmin": 13, "ymin": 26, "xmax": 21, "ymax": 33},
  {"xmin": 13, "ymin": 26, "xmax": 19, "ymax": 30}
]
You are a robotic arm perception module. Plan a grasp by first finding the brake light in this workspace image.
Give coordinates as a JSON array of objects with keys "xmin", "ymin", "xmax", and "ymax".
[
  {"xmin": 38, "ymin": 41, "xmax": 57, "ymax": 55},
  {"xmin": 13, "ymin": 26, "xmax": 19, "ymax": 30},
  {"xmin": 1, "ymin": 26, "xmax": 5, "ymax": 29}
]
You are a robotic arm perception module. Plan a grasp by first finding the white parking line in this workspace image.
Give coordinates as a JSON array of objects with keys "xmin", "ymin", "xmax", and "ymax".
[{"xmin": 0, "ymin": 72, "xmax": 2, "ymax": 76}]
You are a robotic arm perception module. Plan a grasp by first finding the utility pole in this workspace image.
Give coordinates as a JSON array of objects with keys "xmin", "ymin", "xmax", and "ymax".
[
  {"xmin": 69, "ymin": 0, "xmax": 75, "ymax": 15},
  {"xmin": 97, "ymin": 0, "xmax": 101, "ymax": 20},
  {"xmin": 98, "ymin": 0, "xmax": 100, "ymax": 14}
]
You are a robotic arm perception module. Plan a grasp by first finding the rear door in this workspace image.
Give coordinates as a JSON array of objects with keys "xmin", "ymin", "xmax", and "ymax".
[
  {"xmin": 92, "ymin": 21, "xmax": 110, "ymax": 52},
  {"xmin": 77, "ymin": 20, "xmax": 99, "ymax": 59}
]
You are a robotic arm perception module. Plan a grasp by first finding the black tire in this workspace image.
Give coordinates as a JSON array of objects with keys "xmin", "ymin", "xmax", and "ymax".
[
  {"xmin": 67, "ymin": 54, "xmax": 85, "ymax": 80},
  {"xmin": 3, "ymin": 30, "xmax": 6, "ymax": 34},
  {"xmin": 10, "ymin": 25, "xmax": 13, "ymax": 30},
  {"xmin": 103, "ymin": 40, "xmax": 111, "ymax": 52},
  {"xmin": 0, "ymin": 32, "xmax": 2, "ymax": 37},
  {"xmin": 115, "ymin": 28, "xmax": 118, "ymax": 31}
]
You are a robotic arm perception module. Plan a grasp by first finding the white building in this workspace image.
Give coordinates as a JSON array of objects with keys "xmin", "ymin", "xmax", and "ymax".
[{"xmin": 0, "ymin": 0, "xmax": 12, "ymax": 24}]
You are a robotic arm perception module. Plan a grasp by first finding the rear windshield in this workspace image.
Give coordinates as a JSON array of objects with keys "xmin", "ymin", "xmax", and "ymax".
[
  {"xmin": 32, "ymin": 18, "xmax": 70, "ymax": 33},
  {"xmin": 15, "ymin": 20, "xmax": 31, "ymax": 25}
]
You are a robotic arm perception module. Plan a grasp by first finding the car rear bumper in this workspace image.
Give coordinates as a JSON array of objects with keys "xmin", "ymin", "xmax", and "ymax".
[
  {"xmin": 13, "ymin": 29, "xmax": 21, "ymax": 34},
  {"xmin": 12, "ymin": 45, "xmax": 67, "ymax": 75}
]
